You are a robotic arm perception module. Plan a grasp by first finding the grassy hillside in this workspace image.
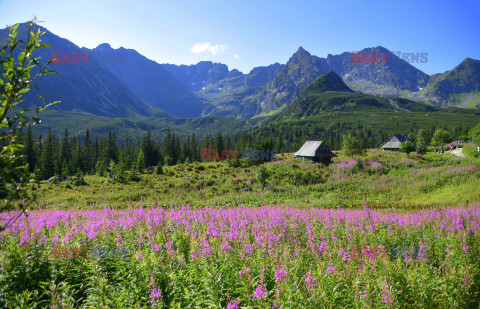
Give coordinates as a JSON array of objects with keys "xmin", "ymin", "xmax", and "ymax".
[
  {"xmin": 33, "ymin": 149, "xmax": 480, "ymax": 209},
  {"xmin": 248, "ymin": 78, "xmax": 480, "ymax": 151},
  {"xmin": 33, "ymin": 109, "xmax": 252, "ymax": 140}
]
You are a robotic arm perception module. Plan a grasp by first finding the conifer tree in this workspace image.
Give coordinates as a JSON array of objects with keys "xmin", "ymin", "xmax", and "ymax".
[
  {"xmin": 82, "ymin": 129, "xmax": 94, "ymax": 173},
  {"xmin": 136, "ymin": 149, "xmax": 145, "ymax": 171},
  {"xmin": 39, "ymin": 128, "xmax": 57, "ymax": 179},
  {"xmin": 24, "ymin": 126, "xmax": 37, "ymax": 172}
]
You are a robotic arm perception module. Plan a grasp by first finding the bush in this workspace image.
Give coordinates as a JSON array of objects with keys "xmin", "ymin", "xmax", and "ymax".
[
  {"xmin": 72, "ymin": 172, "xmax": 87, "ymax": 186},
  {"xmin": 164, "ymin": 156, "xmax": 173, "ymax": 167},
  {"xmin": 342, "ymin": 134, "xmax": 366, "ymax": 157},
  {"xmin": 350, "ymin": 160, "xmax": 364, "ymax": 174},
  {"xmin": 416, "ymin": 129, "xmax": 430, "ymax": 155},
  {"xmin": 256, "ymin": 165, "xmax": 270, "ymax": 187},
  {"xmin": 471, "ymin": 123, "xmax": 480, "ymax": 145},
  {"xmin": 431, "ymin": 129, "xmax": 452, "ymax": 146},
  {"xmin": 401, "ymin": 141, "xmax": 415, "ymax": 156},
  {"xmin": 463, "ymin": 145, "xmax": 480, "ymax": 159},
  {"xmin": 155, "ymin": 163, "xmax": 164, "ymax": 175},
  {"xmin": 128, "ymin": 170, "xmax": 141, "ymax": 182},
  {"xmin": 226, "ymin": 159, "xmax": 241, "ymax": 168}
]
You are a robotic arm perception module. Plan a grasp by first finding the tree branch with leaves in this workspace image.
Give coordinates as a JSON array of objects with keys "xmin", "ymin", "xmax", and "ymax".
[{"xmin": 0, "ymin": 17, "xmax": 59, "ymax": 232}]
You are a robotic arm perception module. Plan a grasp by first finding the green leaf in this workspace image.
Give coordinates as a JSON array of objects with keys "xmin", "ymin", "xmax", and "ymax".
[
  {"xmin": 18, "ymin": 52, "xmax": 25, "ymax": 63},
  {"xmin": 39, "ymin": 70, "xmax": 57, "ymax": 76},
  {"xmin": 17, "ymin": 88, "xmax": 30, "ymax": 95}
]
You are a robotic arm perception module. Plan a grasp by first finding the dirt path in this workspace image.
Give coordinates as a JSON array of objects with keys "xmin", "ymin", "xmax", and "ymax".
[{"xmin": 450, "ymin": 148, "xmax": 465, "ymax": 157}]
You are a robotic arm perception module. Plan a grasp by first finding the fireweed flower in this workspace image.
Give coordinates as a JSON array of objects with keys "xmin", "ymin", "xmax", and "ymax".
[
  {"xmin": 221, "ymin": 242, "xmax": 231, "ymax": 252},
  {"xmin": 227, "ymin": 301, "xmax": 240, "ymax": 309},
  {"xmin": 150, "ymin": 288, "xmax": 163, "ymax": 305},
  {"xmin": 339, "ymin": 248, "xmax": 351, "ymax": 261},
  {"xmin": 382, "ymin": 289, "xmax": 393, "ymax": 306},
  {"xmin": 239, "ymin": 268, "xmax": 250, "ymax": 278},
  {"xmin": 61, "ymin": 236, "xmax": 71, "ymax": 244},
  {"xmin": 86, "ymin": 230, "xmax": 97, "ymax": 240},
  {"xmin": 202, "ymin": 246, "xmax": 213, "ymax": 256},
  {"xmin": 240, "ymin": 245, "xmax": 254, "ymax": 259},
  {"xmin": 190, "ymin": 250, "xmax": 200, "ymax": 261},
  {"xmin": 305, "ymin": 271, "xmax": 317, "ymax": 289},
  {"xmin": 4, "ymin": 205, "xmax": 480, "ymax": 306},
  {"xmin": 151, "ymin": 243, "xmax": 160, "ymax": 252},
  {"xmin": 327, "ymin": 266, "xmax": 336, "ymax": 274},
  {"xmin": 275, "ymin": 268, "xmax": 287, "ymax": 284},
  {"xmin": 19, "ymin": 233, "xmax": 30, "ymax": 246},
  {"xmin": 253, "ymin": 284, "xmax": 268, "ymax": 300},
  {"xmin": 417, "ymin": 245, "xmax": 428, "ymax": 259}
]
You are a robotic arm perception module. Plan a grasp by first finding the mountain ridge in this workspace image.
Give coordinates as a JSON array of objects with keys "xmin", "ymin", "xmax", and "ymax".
[
  {"xmin": 0, "ymin": 23, "xmax": 155, "ymax": 118},
  {"xmin": 2, "ymin": 22, "xmax": 479, "ymax": 121}
]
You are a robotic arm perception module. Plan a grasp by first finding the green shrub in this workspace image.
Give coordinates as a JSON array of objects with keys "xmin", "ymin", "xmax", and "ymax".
[
  {"xmin": 73, "ymin": 172, "xmax": 87, "ymax": 186},
  {"xmin": 463, "ymin": 145, "xmax": 480, "ymax": 159},
  {"xmin": 342, "ymin": 134, "xmax": 366, "ymax": 157},
  {"xmin": 401, "ymin": 141, "xmax": 415, "ymax": 156},
  {"xmin": 155, "ymin": 163, "xmax": 164, "ymax": 175},
  {"xmin": 431, "ymin": 129, "xmax": 452, "ymax": 146},
  {"xmin": 256, "ymin": 166, "xmax": 270, "ymax": 188},
  {"xmin": 128, "ymin": 170, "xmax": 141, "ymax": 182}
]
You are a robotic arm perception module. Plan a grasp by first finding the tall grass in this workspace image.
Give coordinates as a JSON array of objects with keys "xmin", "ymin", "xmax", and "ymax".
[{"xmin": 33, "ymin": 150, "xmax": 480, "ymax": 210}]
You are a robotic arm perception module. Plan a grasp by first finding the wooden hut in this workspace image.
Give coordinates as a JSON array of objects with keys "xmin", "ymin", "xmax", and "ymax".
[
  {"xmin": 294, "ymin": 141, "xmax": 337, "ymax": 164},
  {"xmin": 381, "ymin": 135, "xmax": 411, "ymax": 151}
]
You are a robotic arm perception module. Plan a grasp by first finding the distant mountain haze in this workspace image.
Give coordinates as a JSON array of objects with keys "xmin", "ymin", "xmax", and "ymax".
[
  {"xmin": 90, "ymin": 43, "xmax": 206, "ymax": 117},
  {"xmin": 0, "ymin": 23, "xmax": 153, "ymax": 118}
]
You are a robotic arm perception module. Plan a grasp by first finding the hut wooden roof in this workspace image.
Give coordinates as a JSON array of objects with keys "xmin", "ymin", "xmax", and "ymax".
[
  {"xmin": 381, "ymin": 135, "xmax": 411, "ymax": 149},
  {"xmin": 294, "ymin": 141, "xmax": 337, "ymax": 157}
]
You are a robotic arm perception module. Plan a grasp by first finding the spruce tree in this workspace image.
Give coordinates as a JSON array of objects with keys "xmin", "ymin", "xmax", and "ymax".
[
  {"xmin": 39, "ymin": 128, "xmax": 57, "ymax": 180},
  {"xmin": 82, "ymin": 130, "xmax": 94, "ymax": 173},
  {"xmin": 190, "ymin": 133, "xmax": 198, "ymax": 161},
  {"xmin": 214, "ymin": 132, "xmax": 224, "ymax": 156},
  {"xmin": 24, "ymin": 126, "xmax": 37, "ymax": 172},
  {"xmin": 155, "ymin": 162, "xmax": 163, "ymax": 175},
  {"xmin": 136, "ymin": 150, "xmax": 145, "ymax": 172}
]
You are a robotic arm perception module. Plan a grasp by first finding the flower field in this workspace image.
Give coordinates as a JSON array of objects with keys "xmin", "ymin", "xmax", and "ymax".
[{"xmin": 1, "ymin": 205, "xmax": 479, "ymax": 307}]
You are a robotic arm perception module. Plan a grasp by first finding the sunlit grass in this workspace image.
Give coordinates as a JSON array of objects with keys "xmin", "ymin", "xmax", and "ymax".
[{"xmin": 33, "ymin": 149, "xmax": 480, "ymax": 210}]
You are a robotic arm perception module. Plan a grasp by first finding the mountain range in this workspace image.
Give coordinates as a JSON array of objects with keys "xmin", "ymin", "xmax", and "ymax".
[{"xmin": 1, "ymin": 22, "xmax": 480, "ymax": 139}]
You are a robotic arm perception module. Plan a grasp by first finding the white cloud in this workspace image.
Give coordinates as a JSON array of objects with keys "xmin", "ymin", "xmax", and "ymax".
[
  {"xmin": 233, "ymin": 54, "xmax": 240, "ymax": 60},
  {"xmin": 190, "ymin": 42, "xmax": 229, "ymax": 55}
]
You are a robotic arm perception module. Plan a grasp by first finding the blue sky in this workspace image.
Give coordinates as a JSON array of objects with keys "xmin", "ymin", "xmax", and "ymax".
[{"xmin": 1, "ymin": 0, "xmax": 479, "ymax": 75}]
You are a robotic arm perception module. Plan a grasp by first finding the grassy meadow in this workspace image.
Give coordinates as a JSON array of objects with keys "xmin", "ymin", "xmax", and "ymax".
[
  {"xmin": 1, "ymin": 149, "xmax": 480, "ymax": 308},
  {"xmin": 33, "ymin": 149, "xmax": 480, "ymax": 210}
]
